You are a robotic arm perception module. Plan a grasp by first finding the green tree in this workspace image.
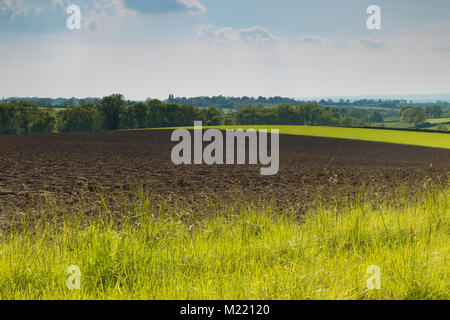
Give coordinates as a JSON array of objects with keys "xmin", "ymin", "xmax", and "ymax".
[
  {"xmin": 165, "ymin": 103, "xmax": 182, "ymax": 127},
  {"xmin": 236, "ymin": 106, "xmax": 261, "ymax": 125},
  {"xmin": 368, "ymin": 110, "xmax": 383, "ymax": 123},
  {"xmin": 97, "ymin": 94, "xmax": 125, "ymax": 131},
  {"xmin": 59, "ymin": 105, "xmax": 94, "ymax": 132},
  {"xmin": 275, "ymin": 104, "xmax": 297, "ymax": 125},
  {"xmin": 296, "ymin": 102, "xmax": 322, "ymax": 125},
  {"xmin": 62, "ymin": 99, "xmax": 76, "ymax": 108},
  {"xmin": 401, "ymin": 107, "xmax": 427, "ymax": 126},
  {"xmin": 258, "ymin": 108, "xmax": 277, "ymax": 125},
  {"xmin": 133, "ymin": 102, "xmax": 148, "ymax": 128},
  {"xmin": 0, "ymin": 102, "xmax": 18, "ymax": 134},
  {"xmin": 29, "ymin": 108, "xmax": 55, "ymax": 133},
  {"xmin": 16, "ymin": 101, "xmax": 40, "ymax": 134},
  {"xmin": 147, "ymin": 99, "xmax": 167, "ymax": 128},
  {"xmin": 222, "ymin": 115, "xmax": 235, "ymax": 125},
  {"xmin": 202, "ymin": 107, "xmax": 222, "ymax": 126},
  {"xmin": 431, "ymin": 105, "xmax": 442, "ymax": 118},
  {"xmin": 37, "ymin": 98, "xmax": 53, "ymax": 108}
]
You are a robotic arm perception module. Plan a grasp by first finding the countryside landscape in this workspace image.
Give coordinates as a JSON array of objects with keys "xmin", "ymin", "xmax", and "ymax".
[
  {"xmin": 0, "ymin": 0, "xmax": 449, "ymax": 304},
  {"xmin": 0, "ymin": 94, "xmax": 448, "ymax": 300}
]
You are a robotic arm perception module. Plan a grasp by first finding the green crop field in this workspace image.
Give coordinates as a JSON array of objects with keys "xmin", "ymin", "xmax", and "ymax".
[
  {"xmin": 427, "ymin": 118, "xmax": 450, "ymax": 124},
  {"xmin": 160, "ymin": 125, "xmax": 450, "ymax": 149}
]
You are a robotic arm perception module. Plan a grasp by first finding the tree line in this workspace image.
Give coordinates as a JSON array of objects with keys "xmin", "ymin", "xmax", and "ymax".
[
  {"xmin": 0, "ymin": 94, "xmax": 223, "ymax": 134},
  {"xmin": 400, "ymin": 105, "xmax": 442, "ymax": 126},
  {"xmin": 0, "ymin": 100, "xmax": 55, "ymax": 134},
  {"xmin": 0, "ymin": 94, "xmax": 446, "ymax": 135}
]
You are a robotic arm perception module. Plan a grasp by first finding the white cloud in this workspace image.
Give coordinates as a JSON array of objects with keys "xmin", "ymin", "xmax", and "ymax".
[
  {"xmin": 123, "ymin": 0, "xmax": 205, "ymax": 15},
  {"xmin": 0, "ymin": 0, "xmax": 44, "ymax": 18},
  {"xmin": 359, "ymin": 35, "xmax": 386, "ymax": 51},
  {"xmin": 0, "ymin": 0, "xmax": 137, "ymax": 32},
  {"xmin": 197, "ymin": 25, "xmax": 282, "ymax": 44},
  {"xmin": 298, "ymin": 35, "xmax": 332, "ymax": 46},
  {"xmin": 179, "ymin": 0, "xmax": 206, "ymax": 13}
]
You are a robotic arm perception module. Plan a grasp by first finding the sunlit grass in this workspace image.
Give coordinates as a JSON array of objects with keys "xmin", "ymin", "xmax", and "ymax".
[
  {"xmin": 0, "ymin": 187, "xmax": 448, "ymax": 300},
  {"xmin": 213, "ymin": 126, "xmax": 450, "ymax": 149},
  {"xmin": 427, "ymin": 118, "xmax": 450, "ymax": 124},
  {"xmin": 147, "ymin": 125, "xmax": 450, "ymax": 149}
]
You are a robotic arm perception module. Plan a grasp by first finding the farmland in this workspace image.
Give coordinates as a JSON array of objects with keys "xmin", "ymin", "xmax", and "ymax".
[
  {"xmin": 158, "ymin": 125, "xmax": 450, "ymax": 149},
  {"xmin": 2, "ymin": 0, "xmax": 450, "ymax": 303},
  {"xmin": 0, "ymin": 129, "xmax": 448, "ymax": 299},
  {"xmin": 427, "ymin": 117, "xmax": 450, "ymax": 124},
  {"xmin": 0, "ymin": 129, "xmax": 448, "ymax": 210}
]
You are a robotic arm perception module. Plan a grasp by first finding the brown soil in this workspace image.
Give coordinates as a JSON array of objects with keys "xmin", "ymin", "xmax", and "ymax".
[{"xmin": 0, "ymin": 130, "xmax": 448, "ymax": 212}]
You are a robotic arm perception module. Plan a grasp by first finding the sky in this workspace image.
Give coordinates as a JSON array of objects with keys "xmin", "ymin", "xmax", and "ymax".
[{"xmin": 0, "ymin": 0, "xmax": 450, "ymax": 100}]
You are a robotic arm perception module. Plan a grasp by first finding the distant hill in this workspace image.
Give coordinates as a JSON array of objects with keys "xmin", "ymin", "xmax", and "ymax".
[
  {"xmin": 297, "ymin": 93, "xmax": 450, "ymax": 104},
  {"xmin": 2, "ymin": 93, "xmax": 449, "ymax": 110}
]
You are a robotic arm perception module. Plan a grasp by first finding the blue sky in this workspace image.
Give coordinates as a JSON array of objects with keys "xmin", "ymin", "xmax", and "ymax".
[{"xmin": 1, "ymin": 0, "xmax": 449, "ymax": 99}]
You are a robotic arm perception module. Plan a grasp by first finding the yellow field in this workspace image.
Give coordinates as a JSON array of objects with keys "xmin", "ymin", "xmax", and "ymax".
[{"xmin": 161, "ymin": 125, "xmax": 450, "ymax": 149}]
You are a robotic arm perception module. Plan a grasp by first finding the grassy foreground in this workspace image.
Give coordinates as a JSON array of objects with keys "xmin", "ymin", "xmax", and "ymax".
[
  {"xmin": 155, "ymin": 125, "xmax": 450, "ymax": 149},
  {"xmin": 0, "ymin": 188, "xmax": 448, "ymax": 300}
]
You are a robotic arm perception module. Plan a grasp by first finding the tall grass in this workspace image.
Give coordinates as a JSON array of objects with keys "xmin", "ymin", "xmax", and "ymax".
[{"xmin": 0, "ymin": 187, "xmax": 448, "ymax": 300}]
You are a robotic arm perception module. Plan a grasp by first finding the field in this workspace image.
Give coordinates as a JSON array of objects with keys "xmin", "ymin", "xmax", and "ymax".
[
  {"xmin": 0, "ymin": 187, "xmax": 448, "ymax": 299},
  {"xmin": 0, "ymin": 129, "xmax": 448, "ymax": 210},
  {"xmin": 368, "ymin": 119, "xmax": 450, "ymax": 132},
  {"xmin": 0, "ymin": 129, "xmax": 448, "ymax": 299},
  {"xmin": 427, "ymin": 117, "xmax": 450, "ymax": 124},
  {"xmin": 156, "ymin": 125, "xmax": 450, "ymax": 149}
]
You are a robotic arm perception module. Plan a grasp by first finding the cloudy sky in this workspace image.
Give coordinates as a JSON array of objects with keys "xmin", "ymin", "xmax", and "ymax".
[{"xmin": 1, "ymin": 0, "xmax": 449, "ymax": 100}]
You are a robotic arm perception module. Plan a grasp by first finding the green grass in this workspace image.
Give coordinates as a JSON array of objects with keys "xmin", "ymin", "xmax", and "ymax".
[
  {"xmin": 0, "ymin": 188, "xmax": 448, "ymax": 299},
  {"xmin": 157, "ymin": 125, "xmax": 450, "ymax": 149},
  {"xmin": 372, "ymin": 121, "xmax": 410, "ymax": 128},
  {"xmin": 428, "ymin": 124, "xmax": 450, "ymax": 132},
  {"xmin": 427, "ymin": 118, "xmax": 450, "ymax": 124}
]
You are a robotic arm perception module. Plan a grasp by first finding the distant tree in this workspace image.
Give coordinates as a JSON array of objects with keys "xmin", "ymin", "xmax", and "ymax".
[
  {"xmin": 132, "ymin": 102, "xmax": 148, "ymax": 128},
  {"xmin": 164, "ymin": 103, "xmax": 182, "ymax": 126},
  {"xmin": 176, "ymin": 105, "xmax": 200, "ymax": 126},
  {"xmin": 431, "ymin": 105, "xmax": 442, "ymax": 118},
  {"xmin": 296, "ymin": 102, "xmax": 323, "ymax": 125},
  {"xmin": 347, "ymin": 109, "xmax": 365, "ymax": 121},
  {"xmin": 62, "ymin": 99, "xmax": 76, "ymax": 108},
  {"xmin": 258, "ymin": 108, "xmax": 277, "ymax": 125},
  {"xmin": 37, "ymin": 98, "xmax": 53, "ymax": 108},
  {"xmin": 202, "ymin": 107, "xmax": 222, "ymax": 126},
  {"xmin": 368, "ymin": 110, "xmax": 383, "ymax": 123},
  {"xmin": 29, "ymin": 108, "xmax": 55, "ymax": 133},
  {"xmin": 119, "ymin": 107, "xmax": 135, "ymax": 130},
  {"xmin": 236, "ymin": 106, "xmax": 261, "ymax": 125},
  {"xmin": 222, "ymin": 115, "xmax": 235, "ymax": 125},
  {"xmin": 97, "ymin": 94, "xmax": 125, "ymax": 131},
  {"xmin": 317, "ymin": 107, "xmax": 341, "ymax": 125},
  {"xmin": 275, "ymin": 104, "xmax": 297, "ymax": 125},
  {"xmin": 16, "ymin": 100, "xmax": 39, "ymax": 134},
  {"xmin": 401, "ymin": 107, "xmax": 427, "ymax": 126},
  {"xmin": 0, "ymin": 102, "xmax": 18, "ymax": 134},
  {"xmin": 147, "ymin": 99, "xmax": 167, "ymax": 128},
  {"xmin": 58, "ymin": 105, "xmax": 94, "ymax": 132},
  {"xmin": 425, "ymin": 105, "xmax": 442, "ymax": 118},
  {"xmin": 342, "ymin": 116, "xmax": 354, "ymax": 126}
]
